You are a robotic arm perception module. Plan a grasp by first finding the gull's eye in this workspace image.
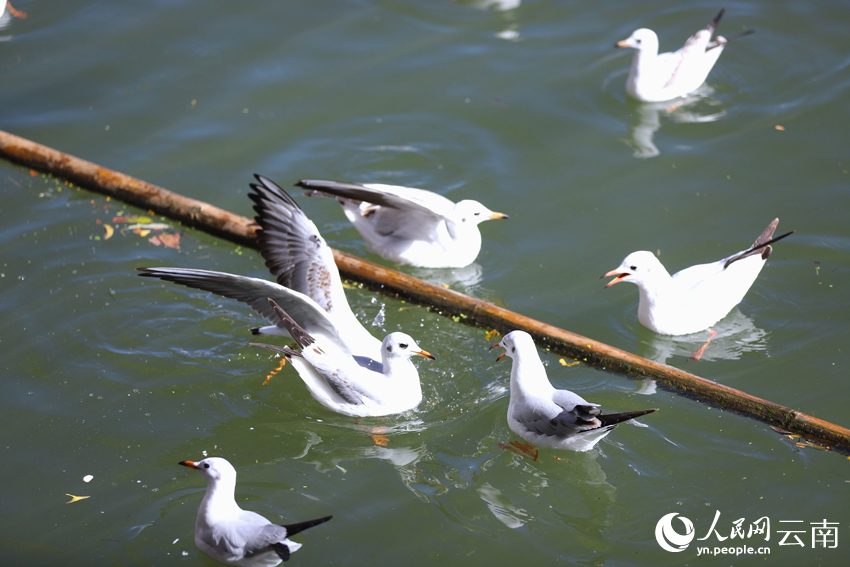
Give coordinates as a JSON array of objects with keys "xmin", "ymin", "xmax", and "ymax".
[
  {"xmin": 399, "ymin": 343, "xmax": 408, "ymax": 349},
  {"xmin": 203, "ymin": 463, "xmax": 210, "ymax": 469},
  {"xmin": 630, "ymin": 265, "xmax": 637, "ymax": 271},
  {"xmin": 636, "ymin": 38, "xmax": 642, "ymax": 45}
]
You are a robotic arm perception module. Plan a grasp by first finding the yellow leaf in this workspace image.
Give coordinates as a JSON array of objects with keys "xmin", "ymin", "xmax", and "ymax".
[
  {"xmin": 66, "ymin": 494, "xmax": 90, "ymax": 504},
  {"xmin": 484, "ymin": 329, "xmax": 500, "ymax": 341},
  {"xmin": 559, "ymin": 358, "xmax": 580, "ymax": 367},
  {"xmin": 103, "ymin": 224, "xmax": 114, "ymax": 240}
]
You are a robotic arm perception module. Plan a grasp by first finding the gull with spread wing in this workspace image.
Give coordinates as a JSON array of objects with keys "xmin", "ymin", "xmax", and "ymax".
[
  {"xmin": 616, "ymin": 9, "xmax": 754, "ymax": 102},
  {"xmin": 492, "ymin": 331, "xmax": 657, "ymax": 452},
  {"xmin": 179, "ymin": 457, "xmax": 331, "ymax": 567},
  {"xmin": 139, "ymin": 175, "xmax": 432, "ymax": 415},
  {"xmin": 251, "ymin": 298, "xmax": 435, "ymax": 417},
  {"xmin": 297, "ymin": 179, "xmax": 508, "ymax": 268}
]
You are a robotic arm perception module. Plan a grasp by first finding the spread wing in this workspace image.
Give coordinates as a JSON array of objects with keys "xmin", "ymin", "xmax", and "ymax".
[
  {"xmin": 137, "ymin": 267, "xmax": 346, "ymax": 346},
  {"xmin": 250, "ymin": 175, "xmax": 348, "ymax": 316},
  {"xmin": 298, "ymin": 179, "xmax": 457, "ymax": 239}
]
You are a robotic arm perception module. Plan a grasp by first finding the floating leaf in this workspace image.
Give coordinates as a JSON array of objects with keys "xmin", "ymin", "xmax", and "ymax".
[
  {"xmin": 559, "ymin": 358, "xmax": 580, "ymax": 367},
  {"xmin": 485, "ymin": 329, "xmax": 500, "ymax": 341},
  {"xmin": 103, "ymin": 224, "xmax": 114, "ymax": 240},
  {"xmin": 66, "ymin": 494, "xmax": 90, "ymax": 504},
  {"xmin": 370, "ymin": 435, "xmax": 389, "ymax": 446},
  {"xmin": 133, "ymin": 228, "xmax": 151, "ymax": 237},
  {"xmin": 775, "ymin": 125, "xmax": 785, "ymax": 131},
  {"xmin": 149, "ymin": 233, "xmax": 181, "ymax": 250},
  {"xmin": 112, "ymin": 215, "xmax": 152, "ymax": 224}
]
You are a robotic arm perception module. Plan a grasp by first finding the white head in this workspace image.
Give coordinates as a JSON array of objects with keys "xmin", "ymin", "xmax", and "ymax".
[
  {"xmin": 602, "ymin": 251, "xmax": 667, "ymax": 288},
  {"xmin": 179, "ymin": 457, "xmax": 237, "ymax": 487},
  {"xmin": 616, "ymin": 28, "xmax": 659, "ymax": 53},
  {"xmin": 452, "ymin": 200, "xmax": 509, "ymax": 227},
  {"xmin": 492, "ymin": 330, "xmax": 536, "ymax": 361},
  {"xmin": 381, "ymin": 332, "xmax": 436, "ymax": 363}
]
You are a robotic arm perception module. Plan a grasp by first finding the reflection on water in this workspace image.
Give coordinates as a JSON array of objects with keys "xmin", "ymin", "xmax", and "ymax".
[
  {"xmin": 635, "ymin": 307, "xmax": 769, "ymax": 365},
  {"xmin": 453, "ymin": 0, "xmax": 522, "ymax": 41},
  {"xmin": 410, "ymin": 262, "xmax": 484, "ymax": 288},
  {"xmin": 623, "ymin": 86, "xmax": 726, "ymax": 158},
  {"xmin": 293, "ymin": 417, "xmax": 617, "ymax": 534}
]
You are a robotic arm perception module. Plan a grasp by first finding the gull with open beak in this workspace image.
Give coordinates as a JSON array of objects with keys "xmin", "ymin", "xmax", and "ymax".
[
  {"xmin": 179, "ymin": 457, "xmax": 331, "ymax": 567},
  {"xmin": 252, "ymin": 299, "xmax": 435, "ymax": 417},
  {"xmin": 297, "ymin": 179, "xmax": 508, "ymax": 268},
  {"xmin": 615, "ymin": 9, "xmax": 755, "ymax": 102},
  {"xmin": 603, "ymin": 218, "xmax": 793, "ymax": 336},
  {"xmin": 492, "ymin": 330, "xmax": 657, "ymax": 452}
]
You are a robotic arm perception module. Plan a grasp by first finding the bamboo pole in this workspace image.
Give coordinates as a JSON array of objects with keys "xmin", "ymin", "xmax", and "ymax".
[{"xmin": 2, "ymin": 128, "xmax": 847, "ymax": 450}]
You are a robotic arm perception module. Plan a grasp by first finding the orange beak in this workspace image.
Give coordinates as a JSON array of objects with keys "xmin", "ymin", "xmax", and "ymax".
[
  {"xmin": 489, "ymin": 212, "xmax": 509, "ymax": 220},
  {"xmin": 615, "ymin": 39, "xmax": 631, "ymax": 48},
  {"xmin": 414, "ymin": 349, "xmax": 436, "ymax": 360},
  {"xmin": 602, "ymin": 269, "xmax": 630, "ymax": 288},
  {"xmin": 178, "ymin": 460, "xmax": 199, "ymax": 469}
]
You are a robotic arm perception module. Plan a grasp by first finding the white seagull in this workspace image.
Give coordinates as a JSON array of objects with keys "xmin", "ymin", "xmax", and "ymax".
[
  {"xmin": 179, "ymin": 457, "xmax": 331, "ymax": 567},
  {"xmin": 603, "ymin": 218, "xmax": 793, "ymax": 336},
  {"xmin": 616, "ymin": 9, "xmax": 755, "ymax": 102},
  {"xmin": 492, "ymin": 331, "xmax": 657, "ymax": 452},
  {"xmin": 138, "ymin": 175, "xmax": 432, "ymax": 416},
  {"xmin": 251, "ymin": 298, "xmax": 435, "ymax": 416},
  {"xmin": 296, "ymin": 179, "xmax": 508, "ymax": 268}
]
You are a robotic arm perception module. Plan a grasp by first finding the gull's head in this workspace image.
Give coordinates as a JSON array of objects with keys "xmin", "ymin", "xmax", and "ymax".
[
  {"xmin": 382, "ymin": 332, "xmax": 436, "ymax": 361},
  {"xmin": 602, "ymin": 251, "xmax": 662, "ymax": 288},
  {"xmin": 179, "ymin": 457, "xmax": 236, "ymax": 485},
  {"xmin": 453, "ymin": 200, "xmax": 509, "ymax": 226},
  {"xmin": 491, "ymin": 330, "xmax": 535, "ymax": 361},
  {"xmin": 616, "ymin": 28, "xmax": 658, "ymax": 52}
]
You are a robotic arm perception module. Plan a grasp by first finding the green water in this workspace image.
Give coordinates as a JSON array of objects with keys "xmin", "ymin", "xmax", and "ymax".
[{"xmin": 1, "ymin": 1, "xmax": 848, "ymax": 565}]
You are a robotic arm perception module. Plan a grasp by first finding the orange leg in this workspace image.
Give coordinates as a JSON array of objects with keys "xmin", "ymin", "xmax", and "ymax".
[
  {"xmin": 498, "ymin": 441, "xmax": 539, "ymax": 461},
  {"xmin": 7, "ymin": 2, "xmax": 28, "ymax": 18},
  {"xmin": 262, "ymin": 356, "xmax": 287, "ymax": 386},
  {"xmin": 688, "ymin": 329, "xmax": 718, "ymax": 361}
]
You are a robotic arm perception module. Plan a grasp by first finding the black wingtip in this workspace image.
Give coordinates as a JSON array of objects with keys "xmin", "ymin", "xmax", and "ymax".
[
  {"xmin": 599, "ymin": 408, "xmax": 659, "ymax": 427},
  {"xmin": 282, "ymin": 514, "xmax": 333, "ymax": 537},
  {"xmin": 250, "ymin": 327, "xmax": 262, "ymax": 335},
  {"xmin": 712, "ymin": 8, "xmax": 726, "ymax": 27}
]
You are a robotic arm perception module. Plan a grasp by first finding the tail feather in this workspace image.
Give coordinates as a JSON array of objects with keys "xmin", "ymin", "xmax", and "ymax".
[
  {"xmin": 723, "ymin": 219, "xmax": 794, "ymax": 269},
  {"xmin": 598, "ymin": 408, "xmax": 658, "ymax": 427}
]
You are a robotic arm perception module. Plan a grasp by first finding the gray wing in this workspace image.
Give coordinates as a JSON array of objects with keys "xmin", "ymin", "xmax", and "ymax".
[
  {"xmin": 137, "ymin": 267, "xmax": 345, "ymax": 344},
  {"xmin": 250, "ymin": 175, "xmax": 346, "ymax": 315},
  {"xmin": 297, "ymin": 179, "xmax": 457, "ymax": 239},
  {"xmin": 515, "ymin": 396, "xmax": 604, "ymax": 437},
  {"xmin": 297, "ymin": 179, "xmax": 452, "ymax": 218}
]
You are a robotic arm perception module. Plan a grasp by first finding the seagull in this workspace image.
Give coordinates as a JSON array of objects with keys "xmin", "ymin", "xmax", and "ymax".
[
  {"xmin": 492, "ymin": 331, "xmax": 657, "ymax": 452},
  {"xmin": 296, "ymin": 179, "xmax": 508, "ymax": 268},
  {"xmin": 251, "ymin": 298, "xmax": 435, "ymax": 416},
  {"xmin": 138, "ymin": 175, "xmax": 433, "ymax": 415},
  {"xmin": 179, "ymin": 457, "xmax": 331, "ymax": 567},
  {"xmin": 1, "ymin": 1, "xmax": 27, "ymax": 19},
  {"xmin": 615, "ymin": 9, "xmax": 754, "ymax": 102},
  {"xmin": 603, "ymin": 218, "xmax": 794, "ymax": 336}
]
